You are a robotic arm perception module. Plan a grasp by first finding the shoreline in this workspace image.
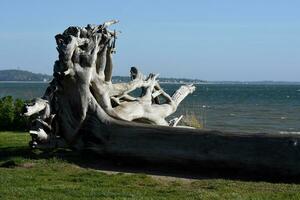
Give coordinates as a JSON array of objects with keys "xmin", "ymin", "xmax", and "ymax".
[
  {"xmin": 1, "ymin": 81, "xmax": 300, "ymax": 85},
  {"xmin": 0, "ymin": 81, "xmax": 50, "ymax": 83}
]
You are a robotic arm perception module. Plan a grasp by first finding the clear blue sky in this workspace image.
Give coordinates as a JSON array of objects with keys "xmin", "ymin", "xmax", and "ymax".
[{"xmin": 0, "ymin": 0, "xmax": 299, "ymax": 81}]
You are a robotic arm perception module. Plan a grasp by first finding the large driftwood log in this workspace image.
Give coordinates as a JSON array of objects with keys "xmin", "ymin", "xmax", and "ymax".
[
  {"xmin": 24, "ymin": 20, "xmax": 300, "ymax": 177},
  {"xmin": 24, "ymin": 20, "xmax": 195, "ymax": 149},
  {"xmin": 103, "ymin": 122, "xmax": 300, "ymax": 177}
]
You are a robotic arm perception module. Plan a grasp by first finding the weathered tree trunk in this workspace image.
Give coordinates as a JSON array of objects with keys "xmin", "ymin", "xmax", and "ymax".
[
  {"xmin": 23, "ymin": 20, "xmax": 300, "ymax": 178},
  {"xmin": 83, "ymin": 121, "xmax": 300, "ymax": 177}
]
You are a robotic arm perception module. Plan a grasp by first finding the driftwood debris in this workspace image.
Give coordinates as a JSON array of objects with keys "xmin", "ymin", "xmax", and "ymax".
[
  {"xmin": 24, "ymin": 20, "xmax": 195, "ymax": 149},
  {"xmin": 24, "ymin": 21, "xmax": 300, "ymax": 177}
]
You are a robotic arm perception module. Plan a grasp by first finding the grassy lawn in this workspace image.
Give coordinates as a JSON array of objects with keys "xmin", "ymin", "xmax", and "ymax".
[{"xmin": 1, "ymin": 132, "xmax": 300, "ymax": 200}]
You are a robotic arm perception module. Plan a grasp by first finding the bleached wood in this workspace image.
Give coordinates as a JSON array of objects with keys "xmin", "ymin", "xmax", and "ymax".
[{"xmin": 25, "ymin": 20, "xmax": 195, "ymax": 148}]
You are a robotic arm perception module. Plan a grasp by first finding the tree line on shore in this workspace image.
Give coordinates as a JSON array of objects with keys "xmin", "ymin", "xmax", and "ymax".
[{"xmin": 0, "ymin": 96, "xmax": 29, "ymax": 131}]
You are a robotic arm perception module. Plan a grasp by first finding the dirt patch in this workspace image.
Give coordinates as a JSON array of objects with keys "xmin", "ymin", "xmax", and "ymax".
[
  {"xmin": 20, "ymin": 162, "xmax": 35, "ymax": 168},
  {"xmin": 0, "ymin": 160, "xmax": 36, "ymax": 169},
  {"xmin": 93, "ymin": 168, "xmax": 195, "ymax": 183}
]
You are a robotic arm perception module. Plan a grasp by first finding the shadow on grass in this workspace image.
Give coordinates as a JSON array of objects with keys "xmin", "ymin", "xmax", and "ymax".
[{"xmin": 1, "ymin": 145, "xmax": 300, "ymax": 184}]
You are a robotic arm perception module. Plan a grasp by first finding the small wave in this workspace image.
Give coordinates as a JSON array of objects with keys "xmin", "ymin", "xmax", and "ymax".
[
  {"xmin": 201, "ymin": 105, "xmax": 210, "ymax": 109},
  {"xmin": 279, "ymin": 131, "xmax": 300, "ymax": 134},
  {"xmin": 280, "ymin": 116, "xmax": 287, "ymax": 120},
  {"xmin": 297, "ymin": 89, "xmax": 300, "ymax": 92}
]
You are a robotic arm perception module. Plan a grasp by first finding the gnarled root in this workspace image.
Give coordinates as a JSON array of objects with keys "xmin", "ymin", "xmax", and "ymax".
[{"xmin": 24, "ymin": 20, "xmax": 196, "ymax": 149}]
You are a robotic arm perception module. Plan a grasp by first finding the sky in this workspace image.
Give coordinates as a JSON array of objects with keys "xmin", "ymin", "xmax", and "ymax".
[{"xmin": 0, "ymin": 0, "xmax": 299, "ymax": 81}]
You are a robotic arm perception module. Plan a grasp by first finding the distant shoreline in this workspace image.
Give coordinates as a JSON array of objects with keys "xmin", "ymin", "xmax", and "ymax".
[
  {"xmin": 1, "ymin": 80, "xmax": 300, "ymax": 85},
  {"xmin": 1, "ymin": 69, "xmax": 299, "ymax": 85},
  {"xmin": 0, "ymin": 81, "xmax": 50, "ymax": 83}
]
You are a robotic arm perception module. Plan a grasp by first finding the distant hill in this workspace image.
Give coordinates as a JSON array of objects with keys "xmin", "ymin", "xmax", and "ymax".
[{"xmin": 0, "ymin": 69, "xmax": 52, "ymax": 82}]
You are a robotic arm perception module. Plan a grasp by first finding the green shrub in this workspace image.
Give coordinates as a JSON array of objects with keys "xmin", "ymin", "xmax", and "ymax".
[
  {"xmin": 0, "ymin": 96, "xmax": 14, "ymax": 130},
  {"xmin": 0, "ymin": 96, "xmax": 29, "ymax": 131},
  {"xmin": 13, "ymin": 98, "xmax": 29, "ymax": 130}
]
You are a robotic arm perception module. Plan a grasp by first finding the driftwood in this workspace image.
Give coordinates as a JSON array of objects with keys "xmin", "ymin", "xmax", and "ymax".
[
  {"xmin": 24, "ymin": 20, "xmax": 195, "ymax": 149},
  {"xmin": 24, "ymin": 20, "xmax": 300, "ymax": 177},
  {"xmin": 104, "ymin": 122, "xmax": 300, "ymax": 177}
]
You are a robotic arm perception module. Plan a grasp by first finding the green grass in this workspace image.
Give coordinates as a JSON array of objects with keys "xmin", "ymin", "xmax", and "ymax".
[{"xmin": 1, "ymin": 132, "xmax": 300, "ymax": 200}]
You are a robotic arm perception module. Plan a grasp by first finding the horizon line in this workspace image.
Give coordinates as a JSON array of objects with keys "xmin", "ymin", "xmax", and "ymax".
[{"xmin": 0, "ymin": 68, "xmax": 299, "ymax": 83}]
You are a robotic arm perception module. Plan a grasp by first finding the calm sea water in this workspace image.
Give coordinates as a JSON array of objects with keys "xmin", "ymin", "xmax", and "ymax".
[{"xmin": 1, "ymin": 82, "xmax": 299, "ymax": 133}]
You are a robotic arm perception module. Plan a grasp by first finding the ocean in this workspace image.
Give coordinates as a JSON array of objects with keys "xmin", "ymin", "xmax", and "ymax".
[{"xmin": 1, "ymin": 82, "xmax": 299, "ymax": 134}]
